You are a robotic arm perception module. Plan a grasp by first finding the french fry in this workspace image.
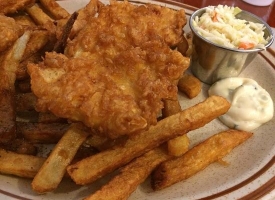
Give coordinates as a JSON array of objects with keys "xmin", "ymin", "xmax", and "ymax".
[
  {"xmin": 85, "ymin": 147, "xmax": 170, "ymax": 200},
  {"xmin": 1, "ymin": 31, "xmax": 31, "ymax": 85},
  {"xmin": 85, "ymin": 107, "xmax": 176, "ymax": 199},
  {"xmin": 163, "ymin": 99, "xmax": 190, "ymax": 157},
  {"xmin": 162, "ymin": 99, "xmax": 182, "ymax": 118},
  {"xmin": 16, "ymin": 110, "xmax": 66, "ymax": 124},
  {"xmin": 32, "ymin": 123, "xmax": 89, "ymax": 193},
  {"xmin": 151, "ymin": 129, "xmax": 253, "ymax": 190},
  {"xmin": 16, "ymin": 111, "xmax": 39, "ymax": 123},
  {"xmin": 67, "ymin": 95, "xmax": 230, "ymax": 185},
  {"xmin": 84, "ymin": 134, "xmax": 109, "ymax": 151},
  {"xmin": 0, "ymin": 77, "xmax": 16, "ymax": 143},
  {"xmin": 85, "ymin": 134, "xmax": 128, "ymax": 151},
  {"xmin": 16, "ymin": 79, "xmax": 32, "ymax": 92},
  {"xmin": 167, "ymin": 135, "xmax": 190, "ymax": 157},
  {"xmin": 0, "ymin": 138, "xmax": 37, "ymax": 155},
  {"xmin": 26, "ymin": 4, "xmax": 54, "ymax": 25},
  {"xmin": 0, "ymin": 31, "xmax": 31, "ymax": 86},
  {"xmin": 15, "ymin": 92, "xmax": 36, "ymax": 112},
  {"xmin": 53, "ymin": 12, "xmax": 78, "ymax": 53},
  {"xmin": 73, "ymin": 145, "xmax": 99, "ymax": 163},
  {"xmin": 37, "ymin": 112, "xmax": 67, "ymax": 123},
  {"xmin": 0, "ymin": 31, "xmax": 31, "ymax": 143},
  {"xmin": 22, "ymin": 29, "xmax": 50, "ymax": 61},
  {"xmin": 11, "ymin": 13, "xmax": 36, "ymax": 27},
  {"xmin": 15, "ymin": 29, "xmax": 51, "ymax": 80},
  {"xmin": 177, "ymin": 32, "xmax": 193, "ymax": 57},
  {"xmin": 176, "ymin": 36, "xmax": 189, "ymax": 56},
  {"xmin": 16, "ymin": 122, "xmax": 70, "ymax": 144},
  {"xmin": 39, "ymin": 0, "xmax": 70, "ymax": 20},
  {"xmin": 0, "ymin": 148, "xmax": 45, "ymax": 178},
  {"xmin": 178, "ymin": 73, "xmax": 201, "ymax": 99},
  {"xmin": 17, "ymin": 53, "xmax": 43, "ymax": 80}
]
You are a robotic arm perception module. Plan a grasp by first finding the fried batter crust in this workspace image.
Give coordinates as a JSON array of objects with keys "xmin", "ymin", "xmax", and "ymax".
[
  {"xmin": 0, "ymin": 15, "xmax": 23, "ymax": 53},
  {"xmin": 65, "ymin": 0, "xmax": 187, "ymax": 57},
  {"xmin": 28, "ymin": 0, "xmax": 190, "ymax": 138},
  {"xmin": 0, "ymin": 0, "xmax": 35, "ymax": 15}
]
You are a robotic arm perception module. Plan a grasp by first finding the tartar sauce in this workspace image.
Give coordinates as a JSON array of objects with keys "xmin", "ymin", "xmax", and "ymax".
[{"xmin": 208, "ymin": 77, "xmax": 273, "ymax": 131}]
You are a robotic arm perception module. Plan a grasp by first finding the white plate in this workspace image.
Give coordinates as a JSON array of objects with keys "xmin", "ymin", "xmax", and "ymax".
[{"xmin": 1, "ymin": 0, "xmax": 275, "ymax": 199}]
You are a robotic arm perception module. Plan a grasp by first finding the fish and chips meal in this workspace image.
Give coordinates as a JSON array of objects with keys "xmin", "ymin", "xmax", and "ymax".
[{"xmin": 1, "ymin": 0, "xmax": 266, "ymax": 199}]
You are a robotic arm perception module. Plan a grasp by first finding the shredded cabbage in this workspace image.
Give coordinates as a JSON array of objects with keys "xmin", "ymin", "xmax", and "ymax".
[{"xmin": 192, "ymin": 5, "xmax": 269, "ymax": 50}]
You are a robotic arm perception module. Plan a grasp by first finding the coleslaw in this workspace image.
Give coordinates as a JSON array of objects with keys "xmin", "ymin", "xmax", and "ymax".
[{"xmin": 192, "ymin": 5, "xmax": 269, "ymax": 50}]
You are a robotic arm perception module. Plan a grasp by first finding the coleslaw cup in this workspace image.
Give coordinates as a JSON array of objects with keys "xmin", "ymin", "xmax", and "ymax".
[{"xmin": 189, "ymin": 7, "xmax": 274, "ymax": 85}]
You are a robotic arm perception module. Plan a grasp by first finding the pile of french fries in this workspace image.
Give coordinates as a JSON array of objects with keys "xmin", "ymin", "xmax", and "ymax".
[{"xmin": 0, "ymin": 0, "xmax": 254, "ymax": 199}]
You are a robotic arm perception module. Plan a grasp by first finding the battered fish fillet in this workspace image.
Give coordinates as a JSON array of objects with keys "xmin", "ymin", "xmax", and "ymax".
[
  {"xmin": 28, "ymin": 0, "xmax": 190, "ymax": 138},
  {"xmin": 65, "ymin": 0, "xmax": 187, "ymax": 58}
]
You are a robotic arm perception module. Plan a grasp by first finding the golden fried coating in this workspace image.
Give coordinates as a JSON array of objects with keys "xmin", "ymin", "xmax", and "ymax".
[
  {"xmin": 65, "ymin": 0, "xmax": 186, "ymax": 57},
  {"xmin": 0, "ymin": 15, "xmax": 23, "ymax": 53},
  {"xmin": 0, "ymin": 0, "xmax": 35, "ymax": 15},
  {"xmin": 29, "ymin": 41, "xmax": 189, "ymax": 138},
  {"xmin": 28, "ymin": 0, "xmax": 189, "ymax": 138}
]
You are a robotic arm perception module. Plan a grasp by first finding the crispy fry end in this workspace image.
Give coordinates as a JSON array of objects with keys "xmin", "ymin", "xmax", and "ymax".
[{"xmin": 151, "ymin": 129, "xmax": 253, "ymax": 190}]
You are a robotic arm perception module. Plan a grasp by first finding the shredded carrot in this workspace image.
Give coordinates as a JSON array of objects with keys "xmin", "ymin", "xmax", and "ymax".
[
  {"xmin": 212, "ymin": 11, "xmax": 218, "ymax": 22},
  {"xmin": 238, "ymin": 42, "xmax": 255, "ymax": 49}
]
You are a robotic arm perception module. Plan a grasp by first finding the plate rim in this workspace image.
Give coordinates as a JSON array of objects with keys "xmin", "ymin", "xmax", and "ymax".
[{"xmin": 0, "ymin": 0, "xmax": 274, "ymax": 199}]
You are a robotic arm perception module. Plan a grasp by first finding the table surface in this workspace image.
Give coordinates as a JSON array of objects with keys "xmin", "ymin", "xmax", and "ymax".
[{"xmin": 176, "ymin": 0, "xmax": 275, "ymax": 27}]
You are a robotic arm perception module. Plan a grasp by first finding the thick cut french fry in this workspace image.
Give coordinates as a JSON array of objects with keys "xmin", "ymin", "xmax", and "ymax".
[
  {"xmin": 84, "ymin": 134, "xmax": 109, "ymax": 151},
  {"xmin": 0, "ymin": 138, "xmax": 37, "ymax": 155},
  {"xmin": 17, "ymin": 53, "xmax": 43, "ymax": 80},
  {"xmin": 39, "ymin": 0, "xmax": 70, "ymax": 20},
  {"xmin": 151, "ymin": 129, "xmax": 253, "ymax": 190},
  {"xmin": 15, "ymin": 29, "xmax": 50, "ymax": 80},
  {"xmin": 32, "ymin": 123, "xmax": 89, "ymax": 193},
  {"xmin": 11, "ymin": 13, "xmax": 36, "ymax": 27},
  {"xmin": 16, "ymin": 122, "xmax": 69, "ymax": 144},
  {"xmin": 162, "ymin": 99, "xmax": 190, "ymax": 157},
  {"xmin": 177, "ymin": 32, "xmax": 192, "ymax": 57},
  {"xmin": 54, "ymin": 12, "xmax": 78, "ymax": 53},
  {"xmin": 38, "ymin": 112, "xmax": 67, "ymax": 123},
  {"xmin": 73, "ymin": 145, "xmax": 99, "ymax": 163},
  {"xmin": 26, "ymin": 4, "xmax": 53, "ymax": 25},
  {"xmin": 15, "ymin": 92, "xmax": 36, "ymax": 112},
  {"xmin": 0, "ymin": 77, "xmax": 16, "ymax": 143},
  {"xmin": 0, "ymin": 148, "xmax": 45, "ymax": 178},
  {"xmin": 176, "ymin": 36, "xmax": 189, "ymax": 57},
  {"xmin": 85, "ymin": 147, "xmax": 170, "ymax": 200},
  {"xmin": 16, "ymin": 110, "xmax": 66, "ymax": 124},
  {"xmin": 67, "ymin": 96, "xmax": 230, "ymax": 185},
  {"xmin": 22, "ymin": 29, "xmax": 50, "ymax": 61},
  {"xmin": 85, "ymin": 134, "xmax": 128, "ymax": 151},
  {"xmin": 178, "ymin": 73, "xmax": 201, "ymax": 99},
  {"xmin": 0, "ymin": 31, "xmax": 31, "ymax": 90},
  {"xmin": 167, "ymin": 135, "xmax": 190, "ymax": 157},
  {"xmin": 0, "ymin": 31, "xmax": 31, "ymax": 143},
  {"xmin": 16, "ymin": 79, "xmax": 32, "ymax": 92},
  {"xmin": 162, "ymin": 99, "xmax": 182, "ymax": 118}
]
